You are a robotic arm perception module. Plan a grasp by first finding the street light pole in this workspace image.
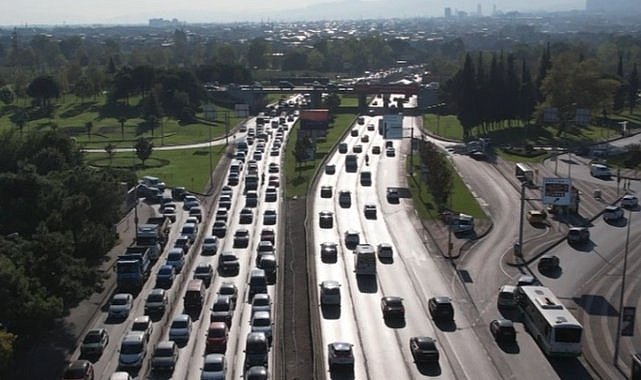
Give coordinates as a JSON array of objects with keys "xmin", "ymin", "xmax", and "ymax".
[
  {"xmin": 517, "ymin": 182, "xmax": 526, "ymax": 259},
  {"xmin": 614, "ymin": 209, "xmax": 632, "ymax": 366}
]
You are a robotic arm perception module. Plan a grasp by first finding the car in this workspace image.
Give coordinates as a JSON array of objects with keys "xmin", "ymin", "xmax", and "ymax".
[
  {"xmin": 320, "ymin": 280, "xmax": 341, "ymax": 305},
  {"xmin": 367, "ymin": 123, "xmax": 375, "ymax": 131},
  {"xmin": 490, "ymin": 319, "xmax": 517, "ymax": 344},
  {"xmin": 327, "ymin": 342, "xmax": 354, "ymax": 369},
  {"xmin": 108, "ymin": 372, "xmax": 132, "ymax": 380},
  {"xmin": 377, "ymin": 243, "xmax": 393, "ymax": 259},
  {"xmin": 387, "ymin": 187, "xmax": 400, "ymax": 203},
  {"xmin": 409, "ymin": 336, "xmax": 440, "ymax": 363},
  {"xmin": 621, "ymin": 194, "xmax": 638, "ymax": 208},
  {"xmin": 260, "ymin": 228, "xmax": 275, "ymax": 244},
  {"xmin": 381, "ymin": 296, "xmax": 405, "ymax": 319},
  {"xmin": 350, "ymin": 128, "xmax": 359, "ymax": 137},
  {"xmin": 206, "ymin": 322, "xmax": 229, "ymax": 353},
  {"xmin": 527, "ymin": 210, "xmax": 547, "ymax": 224},
  {"xmin": 325, "ymin": 164, "xmax": 336, "ymax": 174},
  {"xmin": 234, "ymin": 228, "xmax": 251, "ymax": 248},
  {"xmin": 151, "ymin": 341, "xmax": 179, "ymax": 372},
  {"xmin": 364, "ymin": 203, "xmax": 377, "ymax": 218},
  {"xmin": 168, "ymin": 314, "xmax": 192, "ymax": 344},
  {"xmin": 245, "ymin": 191, "xmax": 259, "ymax": 207},
  {"xmin": 256, "ymin": 240, "xmax": 275, "ymax": 256},
  {"xmin": 219, "ymin": 195, "xmax": 232, "ymax": 210},
  {"xmin": 319, "ymin": 210, "xmax": 333, "ymax": 228},
  {"xmin": 263, "ymin": 209, "xmax": 277, "ymax": 225},
  {"xmin": 172, "ymin": 186, "xmax": 187, "ymax": 201},
  {"xmin": 189, "ymin": 207, "xmax": 203, "ymax": 223},
  {"xmin": 185, "ymin": 216, "xmax": 200, "ymax": 227},
  {"xmin": 372, "ymin": 145, "xmax": 381, "ymax": 154},
  {"xmin": 80, "ymin": 329, "xmax": 109, "ymax": 357},
  {"xmin": 338, "ymin": 190, "xmax": 351, "ymax": 207},
  {"xmin": 145, "ymin": 288, "xmax": 168, "ymax": 315},
  {"xmin": 590, "ymin": 163, "xmax": 612, "ymax": 178},
  {"xmin": 62, "ymin": 360, "xmax": 94, "ymax": 380},
  {"xmin": 180, "ymin": 222, "xmax": 198, "ymax": 242},
  {"xmin": 210, "ymin": 295, "xmax": 235, "ymax": 326},
  {"xmin": 201, "ymin": 353, "xmax": 226, "ymax": 379},
  {"xmin": 253, "ymin": 151, "xmax": 263, "ymax": 161},
  {"xmin": 517, "ymin": 274, "xmax": 537, "ymax": 286},
  {"xmin": 338, "ymin": 143, "xmax": 348, "ymax": 153},
  {"xmin": 265, "ymin": 187, "xmax": 278, "ymax": 202},
  {"xmin": 357, "ymin": 116, "xmax": 365, "ymax": 125},
  {"xmin": 270, "ymin": 148, "xmax": 280, "ymax": 157},
  {"xmin": 162, "ymin": 207, "xmax": 177, "ymax": 223},
  {"xmin": 201, "ymin": 236, "xmax": 219, "ymax": 256},
  {"xmin": 603, "ymin": 205, "xmax": 624, "ymax": 221},
  {"xmin": 218, "ymin": 251, "xmax": 240, "ymax": 274},
  {"xmin": 361, "ymin": 134, "xmax": 369, "ymax": 143},
  {"xmin": 353, "ymin": 144, "xmax": 363, "ymax": 153},
  {"xmin": 320, "ymin": 242, "xmax": 338, "ymax": 262},
  {"xmin": 538, "ymin": 254, "xmax": 560, "ymax": 273},
  {"xmin": 183, "ymin": 197, "xmax": 200, "ymax": 211},
  {"xmin": 245, "ymin": 366, "xmax": 268, "ymax": 380},
  {"xmin": 268, "ymin": 162, "xmax": 280, "ymax": 173},
  {"xmin": 320, "ymin": 185, "xmax": 333, "ymax": 198},
  {"xmin": 251, "ymin": 293, "xmax": 272, "ymax": 315},
  {"xmin": 212, "ymin": 221, "xmax": 227, "ymax": 238},
  {"xmin": 240, "ymin": 207, "xmax": 254, "ymax": 224},
  {"xmin": 109, "ymin": 293, "xmax": 133, "ymax": 320},
  {"xmin": 344, "ymin": 230, "xmax": 360, "ymax": 248},
  {"xmin": 131, "ymin": 316, "xmax": 153, "ymax": 342},
  {"xmin": 497, "ymin": 285, "xmax": 517, "ymax": 308},
  {"xmin": 428, "ymin": 297, "xmax": 454, "ymax": 321},
  {"xmin": 227, "ymin": 173, "xmax": 239, "ymax": 186},
  {"xmin": 386, "ymin": 147, "xmax": 396, "ymax": 157},
  {"xmin": 567, "ymin": 226, "xmax": 590, "ymax": 244},
  {"xmin": 174, "ymin": 236, "xmax": 191, "ymax": 255},
  {"xmin": 118, "ymin": 332, "xmax": 147, "ymax": 369},
  {"xmin": 194, "ymin": 262, "xmax": 214, "ymax": 286},
  {"xmin": 218, "ymin": 281, "xmax": 238, "ymax": 305},
  {"xmin": 268, "ymin": 175, "xmax": 280, "ymax": 187},
  {"xmin": 165, "ymin": 249, "xmax": 185, "ymax": 274},
  {"xmin": 220, "ymin": 185, "xmax": 233, "ymax": 198}
]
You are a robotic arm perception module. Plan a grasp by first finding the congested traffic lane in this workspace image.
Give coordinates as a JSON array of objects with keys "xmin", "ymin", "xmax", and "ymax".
[{"xmin": 312, "ymin": 110, "xmax": 500, "ymax": 379}]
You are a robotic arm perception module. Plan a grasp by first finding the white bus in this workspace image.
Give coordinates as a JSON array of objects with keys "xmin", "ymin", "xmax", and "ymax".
[
  {"xmin": 353, "ymin": 244, "xmax": 376, "ymax": 275},
  {"xmin": 517, "ymin": 286, "xmax": 582, "ymax": 357},
  {"xmin": 515, "ymin": 163, "xmax": 534, "ymax": 184}
]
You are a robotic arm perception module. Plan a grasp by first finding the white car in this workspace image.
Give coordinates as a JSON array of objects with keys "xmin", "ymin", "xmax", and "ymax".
[
  {"xmin": 109, "ymin": 293, "xmax": 133, "ymax": 320},
  {"xmin": 621, "ymin": 194, "xmax": 638, "ymax": 208},
  {"xmin": 131, "ymin": 316, "xmax": 153, "ymax": 342}
]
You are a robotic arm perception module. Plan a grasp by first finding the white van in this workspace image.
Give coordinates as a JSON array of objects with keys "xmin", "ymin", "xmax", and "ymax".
[
  {"xmin": 590, "ymin": 163, "xmax": 612, "ymax": 178},
  {"xmin": 497, "ymin": 285, "xmax": 517, "ymax": 308}
]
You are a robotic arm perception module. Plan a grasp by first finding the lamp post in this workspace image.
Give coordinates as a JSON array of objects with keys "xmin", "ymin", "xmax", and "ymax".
[{"xmin": 614, "ymin": 209, "xmax": 633, "ymax": 366}]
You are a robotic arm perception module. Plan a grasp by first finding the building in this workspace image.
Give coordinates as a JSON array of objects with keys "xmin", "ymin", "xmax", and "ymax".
[{"xmin": 444, "ymin": 7, "xmax": 452, "ymax": 18}]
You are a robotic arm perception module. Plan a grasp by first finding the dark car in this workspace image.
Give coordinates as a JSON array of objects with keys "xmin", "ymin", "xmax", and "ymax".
[
  {"xmin": 233, "ymin": 228, "xmax": 250, "ymax": 248},
  {"xmin": 537, "ymin": 254, "xmax": 560, "ymax": 273},
  {"xmin": 319, "ymin": 211, "xmax": 333, "ymax": 229},
  {"xmin": 380, "ymin": 296, "xmax": 405, "ymax": 319},
  {"xmin": 218, "ymin": 281, "xmax": 238, "ymax": 306},
  {"xmin": 62, "ymin": 360, "xmax": 94, "ymax": 380},
  {"xmin": 239, "ymin": 208, "xmax": 254, "ymax": 224},
  {"xmin": 218, "ymin": 251, "xmax": 240, "ymax": 275},
  {"xmin": 320, "ymin": 185, "xmax": 333, "ymax": 198},
  {"xmin": 327, "ymin": 342, "xmax": 354, "ymax": 369},
  {"xmin": 194, "ymin": 263, "xmax": 214, "ymax": 286},
  {"xmin": 428, "ymin": 297, "xmax": 454, "ymax": 321},
  {"xmin": 212, "ymin": 221, "xmax": 227, "ymax": 238},
  {"xmin": 80, "ymin": 329, "xmax": 109, "ymax": 357},
  {"xmin": 490, "ymin": 319, "xmax": 517, "ymax": 344},
  {"xmin": 260, "ymin": 228, "xmax": 275, "ymax": 244},
  {"xmin": 210, "ymin": 295, "xmax": 235, "ymax": 326},
  {"xmin": 409, "ymin": 336, "xmax": 440, "ymax": 363},
  {"xmin": 567, "ymin": 227, "xmax": 589, "ymax": 244},
  {"xmin": 321, "ymin": 242, "xmax": 338, "ymax": 262},
  {"xmin": 171, "ymin": 187, "xmax": 187, "ymax": 201}
]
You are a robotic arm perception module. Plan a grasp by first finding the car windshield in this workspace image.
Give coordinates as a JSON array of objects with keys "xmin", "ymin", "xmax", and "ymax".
[
  {"xmin": 203, "ymin": 360, "xmax": 224, "ymax": 371},
  {"xmin": 253, "ymin": 317, "xmax": 270, "ymax": 327},
  {"xmin": 83, "ymin": 333, "xmax": 101, "ymax": 343},
  {"xmin": 208, "ymin": 328, "xmax": 225, "ymax": 337},
  {"xmin": 63, "ymin": 368, "xmax": 86, "ymax": 378},
  {"xmin": 159, "ymin": 267, "xmax": 172, "ymax": 275},
  {"xmin": 168, "ymin": 252, "xmax": 182, "ymax": 261},
  {"xmin": 171, "ymin": 320, "xmax": 188, "ymax": 329},
  {"xmin": 220, "ymin": 287, "xmax": 234, "ymax": 295},
  {"xmin": 212, "ymin": 302, "xmax": 230, "ymax": 312},
  {"xmin": 155, "ymin": 347, "xmax": 173, "ymax": 356},
  {"xmin": 221, "ymin": 254, "xmax": 236, "ymax": 262},
  {"xmin": 148, "ymin": 294, "xmax": 163, "ymax": 302},
  {"xmin": 121, "ymin": 342, "xmax": 142, "ymax": 354},
  {"xmin": 204, "ymin": 238, "xmax": 216, "ymax": 244},
  {"xmin": 254, "ymin": 298, "xmax": 269, "ymax": 306},
  {"xmin": 112, "ymin": 297, "xmax": 128, "ymax": 305},
  {"xmin": 132, "ymin": 322, "xmax": 147, "ymax": 331},
  {"xmin": 196, "ymin": 266, "xmax": 210, "ymax": 273},
  {"xmin": 387, "ymin": 299, "xmax": 402, "ymax": 307},
  {"xmin": 324, "ymin": 287, "xmax": 339, "ymax": 295},
  {"xmin": 418, "ymin": 340, "xmax": 436, "ymax": 350}
]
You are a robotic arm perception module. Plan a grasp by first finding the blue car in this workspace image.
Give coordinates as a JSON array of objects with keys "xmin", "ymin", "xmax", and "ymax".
[
  {"xmin": 156, "ymin": 265, "xmax": 176, "ymax": 288},
  {"xmin": 165, "ymin": 249, "xmax": 185, "ymax": 274}
]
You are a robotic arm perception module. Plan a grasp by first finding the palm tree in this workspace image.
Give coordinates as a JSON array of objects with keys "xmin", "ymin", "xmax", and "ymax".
[
  {"xmin": 85, "ymin": 121, "xmax": 94, "ymax": 141},
  {"xmin": 118, "ymin": 116, "xmax": 127, "ymax": 141}
]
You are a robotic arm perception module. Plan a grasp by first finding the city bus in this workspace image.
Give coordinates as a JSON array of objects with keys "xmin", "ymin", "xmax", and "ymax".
[
  {"xmin": 517, "ymin": 286, "xmax": 582, "ymax": 357},
  {"xmin": 515, "ymin": 163, "xmax": 534, "ymax": 184},
  {"xmin": 353, "ymin": 244, "xmax": 376, "ymax": 275}
]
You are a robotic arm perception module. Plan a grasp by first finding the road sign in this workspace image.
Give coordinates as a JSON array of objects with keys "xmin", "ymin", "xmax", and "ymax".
[
  {"xmin": 382, "ymin": 114, "xmax": 403, "ymax": 139},
  {"xmin": 542, "ymin": 177, "xmax": 572, "ymax": 206},
  {"xmin": 622, "ymin": 307, "xmax": 636, "ymax": 337}
]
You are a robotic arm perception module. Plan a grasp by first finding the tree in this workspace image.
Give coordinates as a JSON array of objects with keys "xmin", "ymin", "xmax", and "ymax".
[
  {"xmin": 104, "ymin": 143, "xmax": 116, "ymax": 165},
  {"xmin": 0, "ymin": 86, "xmax": 14, "ymax": 105},
  {"xmin": 535, "ymin": 42, "xmax": 552, "ymax": 101},
  {"xmin": 293, "ymin": 137, "xmax": 312, "ymax": 176},
  {"xmin": 628, "ymin": 63, "xmax": 638, "ymax": 112},
  {"xmin": 247, "ymin": 38, "xmax": 268, "ymax": 69},
  {"xmin": 323, "ymin": 93, "xmax": 341, "ymax": 114},
  {"xmin": 420, "ymin": 141, "xmax": 453, "ymax": 208},
  {"xmin": 73, "ymin": 76, "xmax": 93, "ymax": 103},
  {"xmin": 456, "ymin": 53, "xmax": 478, "ymax": 139},
  {"xmin": 518, "ymin": 60, "xmax": 537, "ymax": 124},
  {"xmin": 0, "ymin": 329, "xmax": 16, "ymax": 376},
  {"xmin": 131, "ymin": 65, "xmax": 155, "ymax": 99},
  {"xmin": 10, "ymin": 109, "xmax": 28, "ymax": 136},
  {"xmin": 26, "ymin": 75, "xmax": 60, "ymax": 108},
  {"xmin": 134, "ymin": 137, "xmax": 153, "ymax": 166},
  {"xmin": 118, "ymin": 116, "xmax": 127, "ymax": 140},
  {"xmin": 85, "ymin": 121, "xmax": 93, "ymax": 141}
]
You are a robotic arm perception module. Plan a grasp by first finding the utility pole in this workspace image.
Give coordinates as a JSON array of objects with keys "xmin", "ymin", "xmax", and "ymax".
[
  {"xmin": 614, "ymin": 209, "xmax": 632, "ymax": 366},
  {"xmin": 225, "ymin": 111, "xmax": 230, "ymax": 146},
  {"xmin": 409, "ymin": 126, "xmax": 414, "ymax": 176},
  {"xmin": 208, "ymin": 122, "xmax": 213, "ymax": 177},
  {"xmin": 517, "ymin": 182, "xmax": 526, "ymax": 258}
]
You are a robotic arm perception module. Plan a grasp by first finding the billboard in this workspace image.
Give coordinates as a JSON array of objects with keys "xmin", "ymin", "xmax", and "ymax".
[
  {"xmin": 382, "ymin": 114, "xmax": 403, "ymax": 139},
  {"xmin": 235, "ymin": 104, "xmax": 249, "ymax": 117},
  {"xmin": 542, "ymin": 177, "xmax": 572, "ymax": 206},
  {"xmin": 203, "ymin": 104, "xmax": 217, "ymax": 121}
]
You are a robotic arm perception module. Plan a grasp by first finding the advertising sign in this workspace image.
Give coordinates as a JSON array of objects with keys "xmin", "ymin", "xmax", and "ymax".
[
  {"xmin": 382, "ymin": 114, "xmax": 403, "ymax": 139},
  {"xmin": 542, "ymin": 177, "xmax": 572, "ymax": 206},
  {"xmin": 234, "ymin": 104, "xmax": 249, "ymax": 117}
]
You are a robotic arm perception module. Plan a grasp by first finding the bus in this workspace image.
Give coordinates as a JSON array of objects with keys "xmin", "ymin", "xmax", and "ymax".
[
  {"xmin": 353, "ymin": 244, "xmax": 376, "ymax": 275},
  {"xmin": 517, "ymin": 286, "xmax": 582, "ymax": 357},
  {"xmin": 515, "ymin": 163, "xmax": 534, "ymax": 184}
]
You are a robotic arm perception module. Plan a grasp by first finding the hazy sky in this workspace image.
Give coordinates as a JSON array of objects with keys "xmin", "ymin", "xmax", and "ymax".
[{"xmin": 0, "ymin": 0, "xmax": 584, "ymax": 26}]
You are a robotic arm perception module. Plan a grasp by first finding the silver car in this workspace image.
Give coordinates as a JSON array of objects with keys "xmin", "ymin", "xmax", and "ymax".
[{"xmin": 169, "ymin": 314, "xmax": 192, "ymax": 344}]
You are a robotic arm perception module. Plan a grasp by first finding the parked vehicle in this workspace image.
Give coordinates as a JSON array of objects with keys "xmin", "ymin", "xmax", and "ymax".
[{"xmin": 80, "ymin": 329, "xmax": 109, "ymax": 357}]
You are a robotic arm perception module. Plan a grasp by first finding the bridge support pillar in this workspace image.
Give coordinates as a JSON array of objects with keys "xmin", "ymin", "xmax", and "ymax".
[
  {"xmin": 358, "ymin": 94, "xmax": 368, "ymax": 113},
  {"xmin": 310, "ymin": 92, "xmax": 322, "ymax": 108}
]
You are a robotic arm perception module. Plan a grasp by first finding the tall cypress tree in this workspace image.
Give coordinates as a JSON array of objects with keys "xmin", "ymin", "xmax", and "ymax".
[
  {"xmin": 457, "ymin": 53, "xmax": 477, "ymax": 139},
  {"xmin": 488, "ymin": 53, "xmax": 501, "ymax": 125},
  {"xmin": 617, "ymin": 54, "xmax": 624, "ymax": 78},
  {"xmin": 628, "ymin": 63, "xmax": 639, "ymax": 113},
  {"xmin": 505, "ymin": 54, "xmax": 520, "ymax": 124},
  {"xmin": 476, "ymin": 52, "xmax": 487, "ymax": 130},
  {"xmin": 535, "ymin": 42, "xmax": 551, "ymax": 102},
  {"xmin": 518, "ymin": 60, "xmax": 537, "ymax": 125}
]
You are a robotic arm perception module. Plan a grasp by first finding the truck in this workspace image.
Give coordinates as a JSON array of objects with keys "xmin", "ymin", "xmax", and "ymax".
[
  {"xmin": 345, "ymin": 154, "xmax": 358, "ymax": 172},
  {"xmin": 353, "ymin": 244, "xmax": 376, "ymax": 276},
  {"xmin": 116, "ymin": 246, "xmax": 151, "ymax": 291},
  {"xmin": 136, "ymin": 217, "xmax": 170, "ymax": 261}
]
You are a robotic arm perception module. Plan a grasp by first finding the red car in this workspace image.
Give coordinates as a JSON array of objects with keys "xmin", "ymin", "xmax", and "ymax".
[{"xmin": 206, "ymin": 322, "xmax": 229, "ymax": 353}]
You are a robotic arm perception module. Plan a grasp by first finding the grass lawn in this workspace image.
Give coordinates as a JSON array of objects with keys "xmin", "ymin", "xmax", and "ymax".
[
  {"xmin": 407, "ymin": 154, "xmax": 486, "ymax": 220},
  {"xmin": 340, "ymin": 95, "xmax": 360, "ymax": 107},
  {"xmin": 285, "ymin": 111, "xmax": 357, "ymax": 197},
  {"xmin": 84, "ymin": 144, "xmax": 226, "ymax": 193}
]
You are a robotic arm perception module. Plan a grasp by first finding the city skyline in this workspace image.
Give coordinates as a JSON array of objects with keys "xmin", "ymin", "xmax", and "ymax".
[{"xmin": 0, "ymin": 0, "xmax": 588, "ymax": 27}]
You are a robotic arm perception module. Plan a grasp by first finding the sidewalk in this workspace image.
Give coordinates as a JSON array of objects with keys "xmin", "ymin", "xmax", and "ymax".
[{"xmin": 12, "ymin": 203, "xmax": 156, "ymax": 379}]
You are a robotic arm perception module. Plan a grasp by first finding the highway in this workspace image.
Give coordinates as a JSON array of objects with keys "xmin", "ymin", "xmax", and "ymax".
[{"xmin": 312, "ymin": 101, "xmax": 501, "ymax": 379}]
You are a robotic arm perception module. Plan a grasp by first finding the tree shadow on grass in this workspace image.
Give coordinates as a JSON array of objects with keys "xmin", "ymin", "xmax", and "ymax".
[{"xmin": 59, "ymin": 101, "xmax": 98, "ymax": 118}]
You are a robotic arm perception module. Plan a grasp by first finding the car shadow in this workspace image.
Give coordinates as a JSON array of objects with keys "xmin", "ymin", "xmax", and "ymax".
[
  {"xmin": 217, "ymin": 269, "xmax": 239, "ymax": 278},
  {"xmin": 329, "ymin": 365, "xmax": 354, "ymax": 380},
  {"xmin": 539, "ymin": 266, "xmax": 562, "ymax": 279},
  {"xmin": 605, "ymin": 217, "xmax": 628, "ymax": 227},
  {"xmin": 384, "ymin": 317, "xmax": 406, "ymax": 329},
  {"xmin": 378, "ymin": 257, "xmax": 394, "ymax": 265},
  {"xmin": 185, "ymin": 308, "xmax": 202, "ymax": 322},
  {"xmin": 433, "ymin": 320, "xmax": 457, "ymax": 332},
  {"xmin": 528, "ymin": 221, "xmax": 548, "ymax": 229},
  {"xmin": 321, "ymin": 255, "xmax": 338, "ymax": 264},
  {"xmin": 497, "ymin": 340, "xmax": 521, "ymax": 354},
  {"xmin": 356, "ymin": 275, "xmax": 378, "ymax": 293},
  {"xmin": 416, "ymin": 362, "xmax": 442, "ymax": 376},
  {"xmin": 148, "ymin": 312, "xmax": 164, "ymax": 323},
  {"xmin": 498, "ymin": 307, "xmax": 520, "ymax": 321},
  {"xmin": 321, "ymin": 304, "xmax": 341, "ymax": 320},
  {"xmin": 568, "ymin": 240, "xmax": 595, "ymax": 252}
]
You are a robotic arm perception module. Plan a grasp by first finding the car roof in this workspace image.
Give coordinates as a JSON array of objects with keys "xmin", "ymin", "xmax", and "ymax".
[
  {"xmin": 321, "ymin": 280, "xmax": 340, "ymax": 289},
  {"xmin": 113, "ymin": 293, "xmax": 131, "ymax": 300},
  {"xmin": 321, "ymin": 242, "xmax": 337, "ymax": 247},
  {"xmin": 413, "ymin": 336, "xmax": 436, "ymax": 345},
  {"xmin": 156, "ymin": 341, "xmax": 175, "ymax": 350},
  {"xmin": 123, "ymin": 331, "xmax": 145, "ymax": 342},
  {"xmin": 252, "ymin": 311, "xmax": 271, "ymax": 319},
  {"xmin": 86, "ymin": 328, "xmax": 105, "ymax": 336},
  {"xmin": 67, "ymin": 359, "xmax": 91, "ymax": 370},
  {"xmin": 493, "ymin": 319, "xmax": 515, "ymax": 328},
  {"xmin": 214, "ymin": 295, "xmax": 231, "ymax": 304},
  {"xmin": 499, "ymin": 285, "xmax": 517, "ymax": 292},
  {"xmin": 432, "ymin": 296, "xmax": 451, "ymax": 304},
  {"xmin": 150, "ymin": 288, "xmax": 165, "ymax": 295},
  {"xmin": 330, "ymin": 342, "xmax": 352, "ymax": 351},
  {"xmin": 172, "ymin": 314, "xmax": 190, "ymax": 322},
  {"xmin": 383, "ymin": 296, "xmax": 403, "ymax": 303},
  {"xmin": 133, "ymin": 316, "xmax": 150, "ymax": 324},
  {"xmin": 204, "ymin": 353, "xmax": 225, "ymax": 364},
  {"xmin": 209, "ymin": 322, "xmax": 227, "ymax": 330}
]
